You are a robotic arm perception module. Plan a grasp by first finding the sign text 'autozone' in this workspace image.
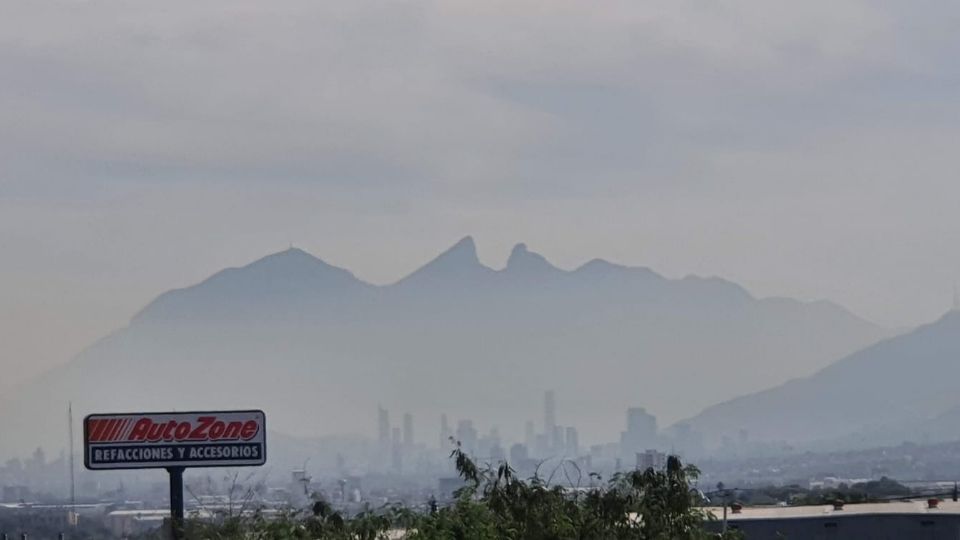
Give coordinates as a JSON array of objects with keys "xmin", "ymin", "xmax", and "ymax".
[{"xmin": 84, "ymin": 410, "xmax": 266, "ymax": 470}]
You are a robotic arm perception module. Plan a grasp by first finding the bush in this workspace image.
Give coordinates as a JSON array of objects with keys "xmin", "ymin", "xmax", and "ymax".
[{"xmin": 161, "ymin": 446, "xmax": 739, "ymax": 540}]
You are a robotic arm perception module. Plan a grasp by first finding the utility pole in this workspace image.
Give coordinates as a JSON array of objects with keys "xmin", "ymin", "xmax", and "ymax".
[
  {"xmin": 717, "ymin": 482, "xmax": 727, "ymax": 533},
  {"xmin": 68, "ymin": 403, "xmax": 76, "ymax": 525}
]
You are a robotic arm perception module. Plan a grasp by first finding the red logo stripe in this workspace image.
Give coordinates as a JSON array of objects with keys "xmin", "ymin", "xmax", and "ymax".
[
  {"xmin": 92, "ymin": 419, "xmax": 112, "ymax": 442},
  {"xmin": 121, "ymin": 419, "xmax": 136, "ymax": 441},
  {"xmin": 87, "ymin": 419, "xmax": 103, "ymax": 442},
  {"xmin": 110, "ymin": 418, "xmax": 127, "ymax": 441},
  {"xmin": 102, "ymin": 419, "xmax": 119, "ymax": 442},
  {"xmin": 106, "ymin": 419, "xmax": 118, "ymax": 442},
  {"xmin": 98, "ymin": 419, "xmax": 113, "ymax": 441},
  {"xmin": 88, "ymin": 418, "xmax": 140, "ymax": 442}
]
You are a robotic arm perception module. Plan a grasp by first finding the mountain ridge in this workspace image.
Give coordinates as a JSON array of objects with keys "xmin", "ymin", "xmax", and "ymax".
[
  {"xmin": 0, "ymin": 237, "xmax": 890, "ymax": 456},
  {"xmin": 134, "ymin": 238, "xmax": 880, "ymax": 325},
  {"xmin": 676, "ymin": 310, "xmax": 960, "ymax": 450}
]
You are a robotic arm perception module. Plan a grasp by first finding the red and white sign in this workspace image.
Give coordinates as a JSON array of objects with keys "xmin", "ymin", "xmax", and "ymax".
[{"xmin": 84, "ymin": 410, "xmax": 266, "ymax": 470}]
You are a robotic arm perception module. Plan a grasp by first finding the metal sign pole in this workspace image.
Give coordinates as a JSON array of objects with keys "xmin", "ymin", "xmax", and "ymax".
[{"xmin": 167, "ymin": 467, "xmax": 185, "ymax": 540}]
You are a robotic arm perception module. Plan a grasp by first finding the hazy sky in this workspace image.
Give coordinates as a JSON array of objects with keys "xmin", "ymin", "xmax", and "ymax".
[{"xmin": 3, "ymin": 0, "xmax": 960, "ymax": 393}]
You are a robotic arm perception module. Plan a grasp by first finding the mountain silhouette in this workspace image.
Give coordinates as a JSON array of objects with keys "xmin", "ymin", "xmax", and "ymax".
[
  {"xmin": 0, "ymin": 237, "xmax": 888, "ymax": 455},
  {"xmin": 393, "ymin": 236, "xmax": 494, "ymax": 288},
  {"xmin": 134, "ymin": 247, "xmax": 373, "ymax": 323},
  {"xmin": 505, "ymin": 243, "xmax": 564, "ymax": 278},
  {"xmin": 678, "ymin": 310, "xmax": 960, "ymax": 450}
]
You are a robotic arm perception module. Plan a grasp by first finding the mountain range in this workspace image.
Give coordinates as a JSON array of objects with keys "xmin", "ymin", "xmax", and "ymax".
[
  {"xmin": 678, "ymin": 310, "xmax": 960, "ymax": 450},
  {"xmin": 0, "ymin": 237, "xmax": 889, "ymax": 456}
]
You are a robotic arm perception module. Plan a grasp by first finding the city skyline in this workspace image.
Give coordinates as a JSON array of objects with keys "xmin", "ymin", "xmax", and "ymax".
[{"xmin": 374, "ymin": 390, "xmax": 662, "ymax": 465}]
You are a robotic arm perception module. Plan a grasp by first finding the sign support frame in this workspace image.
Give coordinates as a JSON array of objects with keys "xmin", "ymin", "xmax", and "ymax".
[
  {"xmin": 82, "ymin": 410, "xmax": 267, "ymax": 539},
  {"xmin": 167, "ymin": 466, "xmax": 185, "ymax": 540}
]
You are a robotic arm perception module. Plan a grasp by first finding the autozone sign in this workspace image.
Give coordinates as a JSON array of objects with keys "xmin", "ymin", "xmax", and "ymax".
[{"xmin": 84, "ymin": 410, "xmax": 266, "ymax": 470}]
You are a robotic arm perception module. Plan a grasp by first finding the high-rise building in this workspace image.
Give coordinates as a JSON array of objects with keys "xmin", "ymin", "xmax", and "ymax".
[
  {"xmin": 544, "ymin": 390, "xmax": 556, "ymax": 437},
  {"xmin": 534, "ymin": 433, "xmax": 549, "ymax": 458},
  {"xmin": 378, "ymin": 406, "xmax": 390, "ymax": 446},
  {"xmin": 626, "ymin": 407, "xmax": 657, "ymax": 435},
  {"xmin": 524, "ymin": 420, "xmax": 535, "ymax": 448},
  {"xmin": 552, "ymin": 425, "xmax": 565, "ymax": 453},
  {"xmin": 403, "ymin": 413, "xmax": 414, "ymax": 448},
  {"xmin": 440, "ymin": 414, "xmax": 451, "ymax": 448},
  {"xmin": 620, "ymin": 407, "xmax": 657, "ymax": 458},
  {"xmin": 391, "ymin": 427, "xmax": 402, "ymax": 473},
  {"xmin": 565, "ymin": 426, "xmax": 579, "ymax": 457},
  {"xmin": 509, "ymin": 443, "xmax": 529, "ymax": 464},
  {"xmin": 456, "ymin": 419, "xmax": 478, "ymax": 455},
  {"xmin": 488, "ymin": 441, "xmax": 505, "ymax": 462},
  {"xmin": 478, "ymin": 426, "xmax": 502, "ymax": 459}
]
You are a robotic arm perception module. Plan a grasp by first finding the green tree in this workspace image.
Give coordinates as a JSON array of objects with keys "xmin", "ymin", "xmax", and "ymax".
[{"xmin": 162, "ymin": 446, "xmax": 738, "ymax": 540}]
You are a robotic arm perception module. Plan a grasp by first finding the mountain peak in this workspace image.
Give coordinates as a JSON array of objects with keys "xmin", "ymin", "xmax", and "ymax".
[
  {"xmin": 505, "ymin": 243, "xmax": 561, "ymax": 274},
  {"xmin": 574, "ymin": 258, "xmax": 659, "ymax": 279},
  {"xmin": 395, "ymin": 236, "xmax": 491, "ymax": 286},
  {"xmin": 426, "ymin": 235, "xmax": 480, "ymax": 268},
  {"xmin": 261, "ymin": 246, "xmax": 320, "ymax": 263},
  {"xmin": 131, "ymin": 246, "xmax": 367, "ymax": 324},
  {"xmin": 445, "ymin": 235, "xmax": 479, "ymax": 263},
  {"xmin": 244, "ymin": 246, "xmax": 348, "ymax": 277},
  {"xmin": 507, "ymin": 243, "xmax": 530, "ymax": 263},
  {"xmin": 577, "ymin": 258, "xmax": 622, "ymax": 272}
]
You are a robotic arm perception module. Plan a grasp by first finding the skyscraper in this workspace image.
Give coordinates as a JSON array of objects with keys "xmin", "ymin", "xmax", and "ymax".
[
  {"xmin": 544, "ymin": 390, "xmax": 556, "ymax": 437},
  {"xmin": 510, "ymin": 443, "xmax": 529, "ymax": 465},
  {"xmin": 565, "ymin": 426, "xmax": 579, "ymax": 457},
  {"xmin": 552, "ymin": 425, "xmax": 565, "ymax": 453},
  {"xmin": 626, "ymin": 407, "xmax": 657, "ymax": 436},
  {"xmin": 391, "ymin": 427, "xmax": 402, "ymax": 473},
  {"xmin": 524, "ymin": 420, "xmax": 535, "ymax": 448},
  {"xmin": 403, "ymin": 413, "xmax": 414, "ymax": 448},
  {"xmin": 456, "ymin": 419, "xmax": 478, "ymax": 455},
  {"xmin": 620, "ymin": 407, "xmax": 657, "ymax": 458},
  {"xmin": 378, "ymin": 406, "xmax": 390, "ymax": 446},
  {"xmin": 440, "ymin": 413, "xmax": 451, "ymax": 448}
]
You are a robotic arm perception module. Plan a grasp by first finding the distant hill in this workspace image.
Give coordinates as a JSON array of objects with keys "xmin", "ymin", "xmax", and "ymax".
[
  {"xmin": 678, "ymin": 311, "xmax": 960, "ymax": 450},
  {"xmin": 0, "ymin": 237, "xmax": 888, "ymax": 456}
]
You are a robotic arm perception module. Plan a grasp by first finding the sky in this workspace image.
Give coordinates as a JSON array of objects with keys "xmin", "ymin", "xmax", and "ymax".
[{"xmin": 2, "ymin": 0, "xmax": 960, "ymax": 393}]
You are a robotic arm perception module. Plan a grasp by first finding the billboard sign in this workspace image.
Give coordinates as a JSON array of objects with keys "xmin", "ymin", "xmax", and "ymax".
[{"xmin": 84, "ymin": 410, "xmax": 266, "ymax": 470}]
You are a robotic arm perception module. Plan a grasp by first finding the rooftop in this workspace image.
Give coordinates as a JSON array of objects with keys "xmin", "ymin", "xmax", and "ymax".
[{"xmin": 706, "ymin": 499, "xmax": 960, "ymax": 520}]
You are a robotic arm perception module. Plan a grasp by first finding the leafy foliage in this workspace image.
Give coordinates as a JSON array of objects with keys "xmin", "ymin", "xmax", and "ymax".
[
  {"xmin": 0, "ymin": 513, "xmax": 112, "ymax": 540},
  {"xmin": 156, "ymin": 446, "xmax": 738, "ymax": 539}
]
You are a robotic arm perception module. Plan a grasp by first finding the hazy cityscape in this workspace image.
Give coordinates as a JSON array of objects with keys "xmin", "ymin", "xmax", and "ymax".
[
  {"xmin": 2, "ymin": 251, "xmax": 960, "ymax": 540},
  {"xmin": 6, "ymin": 0, "xmax": 960, "ymax": 538},
  {"xmin": 7, "ymin": 378, "xmax": 960, "ymax": 536}
]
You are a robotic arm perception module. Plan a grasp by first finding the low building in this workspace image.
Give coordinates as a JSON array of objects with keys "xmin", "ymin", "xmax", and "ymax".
[
  {"xmin": 106, "ymin": 509, "xmax": 175, "ymax": 537},
  {"xmin": 636, "ymin": 450, "xmax": 667, "ymax": 471},
  {"xmin": 705, "ymin": 499, "xmax": 960, "ymax": 539}
]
